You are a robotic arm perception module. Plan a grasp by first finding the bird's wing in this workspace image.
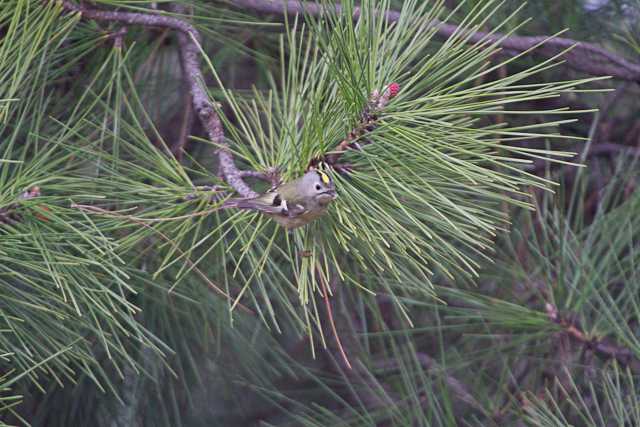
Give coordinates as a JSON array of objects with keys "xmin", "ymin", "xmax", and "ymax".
[
  {"xmin": 286, "ymin": 203, "xmax": 307, "ymax": 217},
  {"xmin": 226, "ymin": 192, "xmax": 287, "ymax": 215},
  {"xmin": 228, "ymin": 194, "xmax": 309, "ymax": 218}
]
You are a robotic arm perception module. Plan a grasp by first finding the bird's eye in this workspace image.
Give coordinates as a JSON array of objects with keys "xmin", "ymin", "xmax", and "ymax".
[{"xmin": 315, "ymin": 184, "xmax": 322, "ymax": 191}]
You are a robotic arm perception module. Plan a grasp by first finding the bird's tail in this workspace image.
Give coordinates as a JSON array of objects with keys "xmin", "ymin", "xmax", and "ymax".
[
  {"xmin": 222, "ymin": 196, "xmax": 282, "ymax": 215},
  {"xmin": 221, "ymin": 197, "xmax": 259, "ymax": 210}
]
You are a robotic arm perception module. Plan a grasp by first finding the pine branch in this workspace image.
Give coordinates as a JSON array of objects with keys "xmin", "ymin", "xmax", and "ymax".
[
  {"xmin": 311, "ymin": 83, "xmax": 399, "ymax": 171},
  {"xmin": 545, "ymin": 303, "xmax": 640, "ymax": 373},
  {"xmin": 230, "ymin": 0, "xmax": 640, "ymax": 82},
  {"xmin": 51, "ymin": 0, "xmax": 259, "ymax": 198}
]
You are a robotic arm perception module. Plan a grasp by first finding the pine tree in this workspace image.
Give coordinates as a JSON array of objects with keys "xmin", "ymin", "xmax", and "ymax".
[{"xmin": 1, "ymin": 0, "xmax": 639, "ymax": 425}]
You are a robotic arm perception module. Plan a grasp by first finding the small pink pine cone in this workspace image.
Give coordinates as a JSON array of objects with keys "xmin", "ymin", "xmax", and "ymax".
[{"xmin": 387, "ymin": 82, "xmax": 400, "ymax": 98}]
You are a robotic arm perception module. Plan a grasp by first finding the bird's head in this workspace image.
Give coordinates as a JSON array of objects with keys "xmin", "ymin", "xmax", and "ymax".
[{"xmin": 302, "ymin": 169, "xmax": 337, "ymax": 206}]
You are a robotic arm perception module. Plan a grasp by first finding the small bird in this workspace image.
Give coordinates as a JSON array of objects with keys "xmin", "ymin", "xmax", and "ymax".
[{"xmin": 224, "ymin": 170, "xmax": 337, "ymax": 229}]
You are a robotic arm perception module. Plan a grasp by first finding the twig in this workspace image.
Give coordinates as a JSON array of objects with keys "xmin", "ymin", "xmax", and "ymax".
[
  {"xmin": 313, "ymin": 270, "xmax": 400, "ymax": 410},
  {"xmin": 52, "ymin": 0, "xmax": 258, "ymax": 198},
  {"xmin": 0, "ymin": 186, "xmax": 42, "ymax": 226},
  {"xmin": 173, "ymin": 94, "xmax": 194, "ymax": 160},
  {"xmin": 231, "ymin": 0, "xmax": 640, "ymax": 82},
  {"xmin": 110, "ymin": 26, "xmax": 128, "ymax": 49},
  {"xmin": 319, "ymin": 272, "xmax": 352, "ymax": 369},
  {"xmin": 545, "ymin": 303, "xmax": 640, "ymax": 372}
]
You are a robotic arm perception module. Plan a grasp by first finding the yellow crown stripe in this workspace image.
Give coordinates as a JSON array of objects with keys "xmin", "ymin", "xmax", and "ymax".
[{"xmin": 317, "ymin": 170, "xmax": 331, "ymax": 184}]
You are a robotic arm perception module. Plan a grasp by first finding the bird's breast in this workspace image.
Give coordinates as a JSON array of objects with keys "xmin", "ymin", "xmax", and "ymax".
[{"xmin": 269, "ymin": 206, "xmax": 328, "ymax": 229}]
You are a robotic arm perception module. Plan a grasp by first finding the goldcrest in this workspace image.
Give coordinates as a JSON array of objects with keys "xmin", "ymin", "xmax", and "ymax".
[{"xmin": 224, "ymin": 170, "xmax": 337, "ymax": 229}]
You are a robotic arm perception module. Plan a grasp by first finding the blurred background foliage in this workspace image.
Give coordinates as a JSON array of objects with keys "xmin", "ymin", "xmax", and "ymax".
[{"xmin": 1, "ymin": 0, "xmax": 640, "ymax": 426}]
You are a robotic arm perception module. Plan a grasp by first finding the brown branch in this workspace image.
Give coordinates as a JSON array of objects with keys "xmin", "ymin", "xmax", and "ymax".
[
  {"xmin": 230, "ymin": 0, "xmax": 640, "ymax": 82},
  {"xmin": 545, "ymin": 303, "xmax": 640, "ymax": 373},
  {"xmin": 319, "ymin": 272, "xmax": 352, "ymax": 370},
  {"xmin": 109, "ymin": 26, "xmax": 127, "ymax": 49},
  {"xmin": 314, "ymin": 272, "xmax": 397, "ymax": 411},
  {"xmin": 238, "ymin": 170, "xmax": 270, "ymax": 180},
  {"xmin": 239, "ymin": 166, "xmax": 281, "ymax": 188},
  {"xmin": 53, "ymin": 0, "xmax": 258, "ymax": 198},
  {"xmin": 0, "ymin": 186, "xmax": 42, "ymax": 226},
  {"xmin": 172, "ymin": 94, "xmax": 194, "ymax": 160},
  {"xmin": 169, "ymin": 4, "xmax": 196, "ymax": 160}
]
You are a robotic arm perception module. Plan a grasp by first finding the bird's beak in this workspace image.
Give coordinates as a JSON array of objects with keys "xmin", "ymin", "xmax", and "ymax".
[
  {"xmin": 318, "ymin": 190, "xmax": 337, "ymax": 202},
  {"xmin": 326, "ymin": 190, "xmax": 338, "ymax": 199}
]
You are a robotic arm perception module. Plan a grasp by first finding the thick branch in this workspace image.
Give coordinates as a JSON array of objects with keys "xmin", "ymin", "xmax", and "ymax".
[
  {"xmin": 231, "ymin": 0, "xmax": 640, "ymax": 82},
  {"xmin": 239, "ymin": 166, "xmax": 281, "ymax": 188},
  {"xmin": 54, "ymin": 1, "xmax": 258, "ymax": 197}
]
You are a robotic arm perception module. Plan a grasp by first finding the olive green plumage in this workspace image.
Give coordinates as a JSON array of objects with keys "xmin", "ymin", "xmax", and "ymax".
[{"xmin": 224, "ymin": 170, "xmax": 337, "ymax": 229}]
